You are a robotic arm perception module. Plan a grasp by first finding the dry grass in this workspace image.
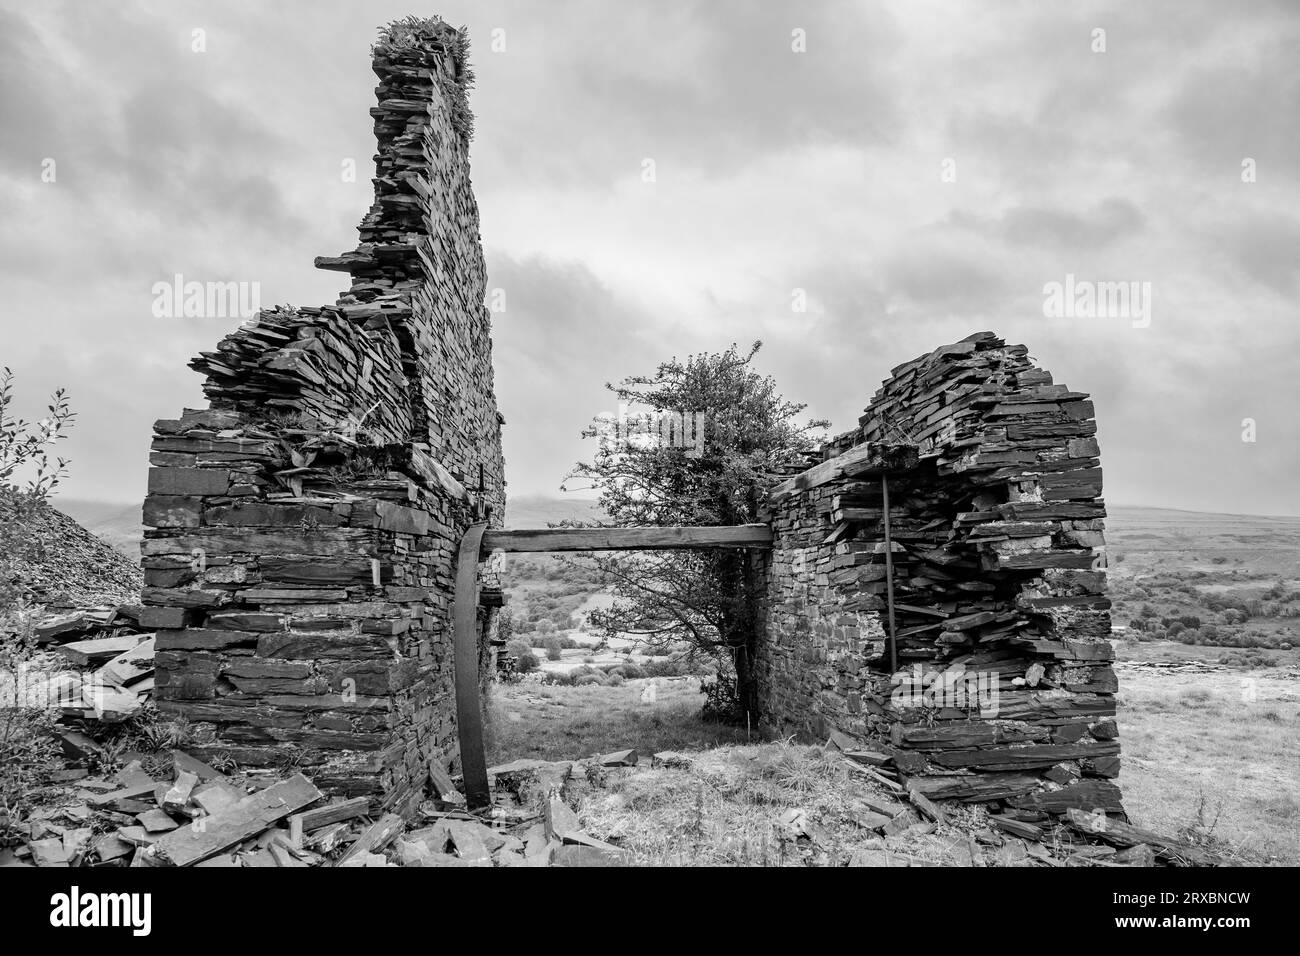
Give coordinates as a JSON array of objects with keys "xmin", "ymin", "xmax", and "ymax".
[
  {"xmin": 1115, "ymin": 642, "xmax": 1300, "ymax": 864},
  {"xmin": 573, "ymin": 743, "xmax": 995, "ymax": 867},
  {"xmin": 486, "ymin": 678, "xmax": 751, "ymax": 764},
  {"xmin": 489, "ymin": 645, "xmax": 1300, "ymax": 866}
]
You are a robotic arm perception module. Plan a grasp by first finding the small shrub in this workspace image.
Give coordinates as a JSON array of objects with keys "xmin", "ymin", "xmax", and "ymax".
[
  {"xmin": 0, "ymin": 707, "xmax": 61, "ymax": 847},
  {"xmin": 1218, "ymin": 649, "xmax": 1277, "ymax": 669},
  {"xmin": 701, "ymin": 667, "xmax": 743, "ymax": 723},
  {"xmin": 505, "ymin": 639, "xmax": 540, "ymax": 673}
]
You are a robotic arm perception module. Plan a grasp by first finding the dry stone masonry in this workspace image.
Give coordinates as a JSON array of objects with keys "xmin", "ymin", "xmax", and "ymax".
[
  {"xmin": 757, "ymin": 332, "xmax": 1120, "ymax": 816},
  {"xmin": 140, "ymin": 18, "xmax": 504, "ymax": 816}
]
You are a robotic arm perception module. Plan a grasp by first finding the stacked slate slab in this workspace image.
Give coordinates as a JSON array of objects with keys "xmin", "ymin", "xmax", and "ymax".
[
  {"xmin": 757, "ymin": 332, "xmax": 1121, "ymax": 817},
  {"xmin": 140, "ymin": 17, "xmax": 505, "ymax": 816}
]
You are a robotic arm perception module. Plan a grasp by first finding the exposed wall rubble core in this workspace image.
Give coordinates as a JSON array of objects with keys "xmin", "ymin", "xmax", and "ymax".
[
  {"xmin": 757, "ymin": 332, "xmax": 1119, "ymax": 815},
  {"xmin": 140, "ymin": 19, "xmax": 504, "ymax": 815}
]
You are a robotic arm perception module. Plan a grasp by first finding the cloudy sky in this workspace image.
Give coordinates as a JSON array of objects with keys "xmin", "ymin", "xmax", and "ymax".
[{"xmin": 1, "ymin": 0, "xmax": 1297, "ymax": 515}]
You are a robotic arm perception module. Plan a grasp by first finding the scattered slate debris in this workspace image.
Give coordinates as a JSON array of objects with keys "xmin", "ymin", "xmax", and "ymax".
[
  {"xmin": 818, "ymin": 733, "xmax": 1221, "ymax": 867},
  {"xmin": 4, "ymin": 723, "xmax": 1223, "ymax": 868},
  {"xmin": 8, "ymin": 738, "xmax": 641, "ymax": 868},
  {"xmin": 5, "ymin": 601, "xmax": 158, "ymax": 721}
]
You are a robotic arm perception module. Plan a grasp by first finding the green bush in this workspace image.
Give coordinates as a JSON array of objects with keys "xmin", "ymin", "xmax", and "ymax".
[
  {"xmin": 505, "ymin": 639, "xmax": 540, "ymax": 673},
  {"xmin": 606, "ymin": 663, "xmax": 645, "ymax": 680},
  {"xmin": 544, "ymin": 637, "xmax": 562, "ymax": 661},
  {"xmin": 1218, "ymin": 649, "xmax": 1277, "ymax": 668}
]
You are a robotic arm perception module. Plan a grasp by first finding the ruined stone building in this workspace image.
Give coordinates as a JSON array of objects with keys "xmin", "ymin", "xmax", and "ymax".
[
  {"xmin": 140, "ymin": 19, "xmax": 504, "ymax": 814},
  {"xmin": 757, "ymin": 334, "xmax": 1118, "ymax": 813},
  {"xmin": 140, "ymin": 18, "xmax": 1118, "ymax": 820}
]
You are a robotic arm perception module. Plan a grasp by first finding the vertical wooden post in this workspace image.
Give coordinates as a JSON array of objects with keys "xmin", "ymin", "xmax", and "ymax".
[
  {"xmin": 881, "ymin": 474, "xmax": 899, "ymax": 674},
  {"xmin": 453, "ymin": 522, "xmax": 491, "ymax": 810}
]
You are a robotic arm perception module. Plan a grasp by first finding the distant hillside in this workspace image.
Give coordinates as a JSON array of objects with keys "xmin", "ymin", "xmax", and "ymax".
[
  {"xmin": 1107, "ymin": 505, "xmax": 1300, "ymax": 578},
  {"xmin": 504, "ymin": 494, "xmax": 603, "ymax": 529},
  {"xmin": 1105, "ymin": 505, "xmax": 1300, "ymax": 651},
  {"xmin": 55, "ymin": 498, "xmax": 141, "ymax": 558}
]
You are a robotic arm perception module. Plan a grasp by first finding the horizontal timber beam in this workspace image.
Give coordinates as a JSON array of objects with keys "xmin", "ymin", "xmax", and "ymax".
[
  {"xmin": 768, "ymin": 442, "xmax": 919, "ymax": 504},
  {"xmin": 481, "ymin": 525, "xmax": 772, "ymax": 553}
]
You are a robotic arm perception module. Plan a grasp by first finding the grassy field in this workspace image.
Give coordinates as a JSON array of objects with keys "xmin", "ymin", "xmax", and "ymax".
[
  {"xmin": 486, "ymin": 678, "xmax": 751, "ymax": 764},
  {"xmin": 1114, "ymin": 641, "xmax": 1300, "ymax": 865}
]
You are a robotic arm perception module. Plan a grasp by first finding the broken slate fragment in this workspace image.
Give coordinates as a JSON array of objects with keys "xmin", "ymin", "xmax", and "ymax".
[
  {"xmin": 151, "ymin": 773, "xmax": 322, "ymax": 866},
  {"xmin": 543, "ymin": 795, "xmax": 580, "ymax": 841},
  {"xmin": 598, "ymin": 749, "xmax": 638, "ymax": 767},
  {"xmin": 551, "ymin": 844, "xmax": 631, "ymax": 867},
  {"xmin": 163, "ymin": 770, "xmax": 199, "ymax": 814},
  {"xmin": 137, "ymin": 809, "xmax": 180, "ymax": 834}
]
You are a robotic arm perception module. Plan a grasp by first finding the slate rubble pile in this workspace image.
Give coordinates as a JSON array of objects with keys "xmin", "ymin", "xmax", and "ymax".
[
  {"xmin": 0, "ymin": 493, "xmax": 142, "ymax": 607},
  {"xmin": 3, "ymin": 603, "xmax": 156, "ymax": 722},
  {"xmin": 3, "ymin": 746, "xmax": 649, "ymax": 869}
]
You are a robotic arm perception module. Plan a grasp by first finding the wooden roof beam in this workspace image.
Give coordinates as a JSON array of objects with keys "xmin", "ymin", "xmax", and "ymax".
[
  {"xmin": 767, "ymin": 442, "xmax": 918, "ymax": 505},
  {"xmin": 481, "ymin": 524, "xmax": 772, "ymax": 553}
]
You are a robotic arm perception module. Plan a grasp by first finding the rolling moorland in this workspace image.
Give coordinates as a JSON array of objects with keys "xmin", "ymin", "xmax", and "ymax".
[{"xmin": 55, "ymin": 496, "xmax": 1300, "ymax": 863}]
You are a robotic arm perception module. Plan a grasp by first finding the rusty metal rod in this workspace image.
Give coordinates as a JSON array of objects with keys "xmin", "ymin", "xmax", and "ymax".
[{"xmin": 882, "ymin": 474, "xmax": 899, "ymax": 674}]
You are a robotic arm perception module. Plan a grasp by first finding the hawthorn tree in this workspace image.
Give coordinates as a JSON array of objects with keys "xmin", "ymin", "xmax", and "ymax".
[{"xmin": 563, "ymin": 342, "xmax": 826, "ymax": 720}]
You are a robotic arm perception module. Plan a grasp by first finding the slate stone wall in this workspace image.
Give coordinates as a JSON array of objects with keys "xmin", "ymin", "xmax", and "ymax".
[
  {"xmin": 141, "ymin": 18, "xmax": 503, "ymax": 815},
  {"xmin": 757, "ymin": 332, "xmax": 1122, "ymax": 815}
]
